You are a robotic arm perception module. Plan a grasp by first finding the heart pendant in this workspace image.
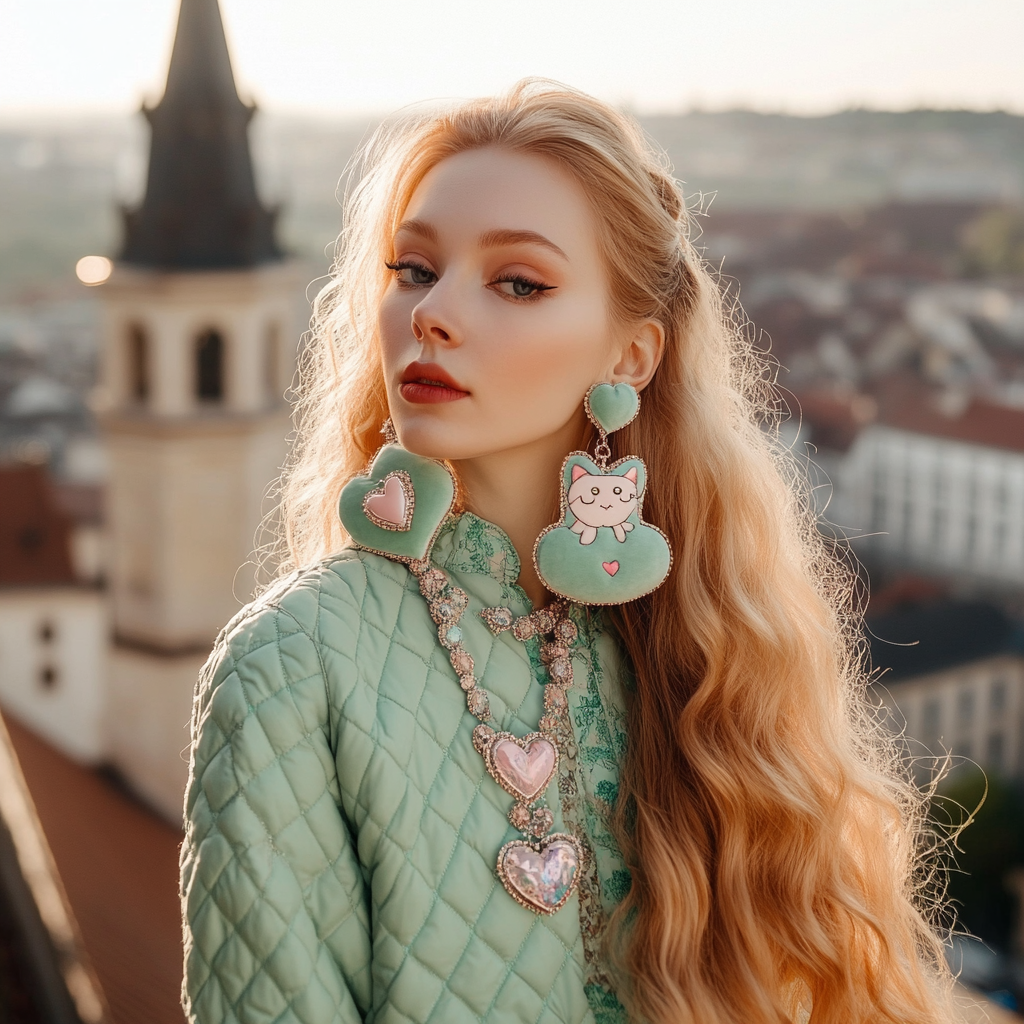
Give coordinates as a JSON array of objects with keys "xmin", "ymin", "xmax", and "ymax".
[
  {"xmin": 362, "ymin": 470, "xmax": 414, "ymax": 531},
  {"xmin": 479, "ymin": 731, "xmax": 558, "ymax": 804},
  {"xmin": 497, "ymin": 834, "xmax": 582, "ymax": 914}
]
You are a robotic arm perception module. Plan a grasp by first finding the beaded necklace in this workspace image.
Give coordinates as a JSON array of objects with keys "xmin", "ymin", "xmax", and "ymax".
[{"xmin": 407, "ymin": 556, "xmax": 583, "ymax": 915}]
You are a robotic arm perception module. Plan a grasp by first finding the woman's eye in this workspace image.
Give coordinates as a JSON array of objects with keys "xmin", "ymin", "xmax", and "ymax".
[
  {"xmin": 491, "ymin": 276, "xmax": 554, "ymax": 300},
  {"xmin": 385, "ymin": 261, "xmax": 436, "ymax": 286}
]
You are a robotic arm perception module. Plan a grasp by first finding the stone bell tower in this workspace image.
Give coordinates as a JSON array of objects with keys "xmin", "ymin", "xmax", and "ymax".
[{"xmin": 97, "ymin": 0, "xmax": 302, "ymax": 820}]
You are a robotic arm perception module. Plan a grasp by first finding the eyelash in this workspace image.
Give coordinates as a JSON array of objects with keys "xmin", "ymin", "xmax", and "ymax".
[
  {"xmin": 384, "ymin": 260, "xmax": 555, "ymax": 303},
  {"xmin": 490, "ymin": 272, "xmax": 555, "ymax": 303},
  {"xmin": 385, "ymin": 260, "xmax": 435, "ymax": 287}
]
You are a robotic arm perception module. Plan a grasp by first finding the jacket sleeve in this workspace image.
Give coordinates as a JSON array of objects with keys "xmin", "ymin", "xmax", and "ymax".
[{"xmin": 180, "ymin": 593, "xmax": 371, "ymax": 1024}]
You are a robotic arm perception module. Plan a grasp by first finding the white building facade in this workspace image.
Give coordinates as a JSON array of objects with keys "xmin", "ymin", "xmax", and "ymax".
[
  {"xmin": 0, "ymin": 587, "xmax": 108, "ymax": 763},
  {"xmin": 880, "ymin": 654, "xmax": 1024, "ymax": 779},
  {"xmin": 843, "ymin": 424, "xmax": 1024, "ymax": 587}
]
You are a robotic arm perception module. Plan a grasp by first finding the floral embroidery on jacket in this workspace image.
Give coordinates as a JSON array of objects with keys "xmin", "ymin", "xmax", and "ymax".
[{"xmin": 530, "ymin": 603, "xmax": 631, "ymax": 1022}]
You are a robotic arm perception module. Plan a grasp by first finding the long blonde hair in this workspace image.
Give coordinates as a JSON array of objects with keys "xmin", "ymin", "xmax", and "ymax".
[{"xmin": 279, "ymin": 80, "xmax": 954, "ymax": 1023}]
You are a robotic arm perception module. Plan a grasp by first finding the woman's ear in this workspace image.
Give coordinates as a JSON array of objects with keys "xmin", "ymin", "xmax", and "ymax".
[{"xmin": 610, "ymin": 320, "xmax": 665, "ymax": 392}]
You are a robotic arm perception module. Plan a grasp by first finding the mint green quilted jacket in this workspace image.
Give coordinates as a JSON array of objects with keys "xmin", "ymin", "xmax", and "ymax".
[{"xmin": 181, "ymin": 514, "xmax": 634, "ymax": 1024}]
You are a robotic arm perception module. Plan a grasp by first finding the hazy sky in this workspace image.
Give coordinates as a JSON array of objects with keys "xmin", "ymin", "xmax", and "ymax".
[{"xmin": 2, "ymin": 0, "xmax": 1022, "ymax": 117}]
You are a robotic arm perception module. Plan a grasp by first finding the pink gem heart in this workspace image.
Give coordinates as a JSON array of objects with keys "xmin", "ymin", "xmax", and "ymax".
[
  {"xmin": 602, "ymin": 560, "xmax": 620, "ymax": 576},
  {"xmin": 363, "ymin": 471, "xmax": 414, "ymax": 531},
  {"xmin": 498, "ymin": 835, "xmax": 580, "ymax": 914},
  {"xmin": 487, "ymin": 734, "xmax": 557, "ymax": 803}
]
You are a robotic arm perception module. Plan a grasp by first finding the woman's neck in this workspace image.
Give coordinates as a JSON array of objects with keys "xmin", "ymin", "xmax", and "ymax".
[{"xmin": 451, "ymin": 417, "xmax": 583, "ymax": 608}]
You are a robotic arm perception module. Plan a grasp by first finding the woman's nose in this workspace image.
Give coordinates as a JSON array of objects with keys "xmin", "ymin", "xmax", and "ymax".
[
  {"xmin": 410, "ymin": 279, "xmax": 461, "ymax": 347},
  {"xmin": 410, "ymin": 314, "xmax": 451, "ymax": 345}
]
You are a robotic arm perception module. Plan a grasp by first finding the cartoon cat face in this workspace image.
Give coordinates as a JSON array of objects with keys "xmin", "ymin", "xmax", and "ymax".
[{"xmin": 567, "ymin": 465, "xmax": 638, "ymax": 528}]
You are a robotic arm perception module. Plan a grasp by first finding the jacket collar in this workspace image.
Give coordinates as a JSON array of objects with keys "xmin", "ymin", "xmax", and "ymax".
[{"xmin": 431, "ymin": 513, "xmax": 522, "ymax": 587}]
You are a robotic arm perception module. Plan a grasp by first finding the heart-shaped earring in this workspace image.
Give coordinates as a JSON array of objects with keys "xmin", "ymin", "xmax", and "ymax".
[
  {"xmin": 534, "ymin": 382, "xmax": 672, "ymax": 605},
  {"xmin": 585, "ymin": 381, "xmax": 640, "ymax": 435},
  {"xmin": 339, "ymin": 440, "xmax": 456, "ymax": 562}
]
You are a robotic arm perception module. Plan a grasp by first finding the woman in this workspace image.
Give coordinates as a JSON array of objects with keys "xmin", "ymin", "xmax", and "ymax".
[{"xmin": 180, "ymin": 81, "xmax": 954, "ymax": 1023}]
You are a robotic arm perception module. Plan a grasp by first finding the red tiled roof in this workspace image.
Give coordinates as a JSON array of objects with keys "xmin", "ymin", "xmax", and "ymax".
[
  {"xmin": 875, "ymin": 376, "xmax": 1024, "ymax": 455},
  {"xmin": 53, "ymin": 482, "xmax": 105, "ymax": 527},
  {"xmin": 867, "ymin": 574, "xmax": 948, "ymax": 617},
  {"xmin": 0, "ymin": 465, "xmax": 76, "ymax": 586},
  {"xmin": 4, "ymin": 715, "xmax": 185, "ymax": 1024},
  {"xmin": 793, "ymin": 389, "xmax": 878, "ymax": 453}
]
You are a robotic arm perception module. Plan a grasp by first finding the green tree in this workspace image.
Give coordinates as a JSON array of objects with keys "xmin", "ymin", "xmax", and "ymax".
[
  {"xmin": 933, "ymin": 767, "xmax": 1024, "ymax": 950},
  {"xmin": 961, "ymin": 208, "xmax": 1024, "ymax": 277}
]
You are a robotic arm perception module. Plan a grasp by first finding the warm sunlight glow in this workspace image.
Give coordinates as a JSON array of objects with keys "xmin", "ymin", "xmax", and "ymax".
[{"xmin": 75, "ymin": 255, "xmax": 112, "ymax": 286}]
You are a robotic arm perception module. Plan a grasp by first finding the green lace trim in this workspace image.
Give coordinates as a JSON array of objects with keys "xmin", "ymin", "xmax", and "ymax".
[{"xmin": 434, "ymin": 512, "xmax": 522, "ymax": 585}]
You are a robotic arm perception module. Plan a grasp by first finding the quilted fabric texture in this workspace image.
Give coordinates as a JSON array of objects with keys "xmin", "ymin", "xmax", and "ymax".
[{"xmin": 181, "ymin": 514, "xmax": 632, "ymax": 1024}]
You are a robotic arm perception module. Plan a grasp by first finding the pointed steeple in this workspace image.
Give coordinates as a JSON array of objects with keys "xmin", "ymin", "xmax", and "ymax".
[{"xmin": 120, "ymin": 0, "xmax": 282, "ymax": 270}]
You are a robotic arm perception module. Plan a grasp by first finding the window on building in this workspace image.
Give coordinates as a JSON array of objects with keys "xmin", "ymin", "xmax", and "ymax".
[
  {"xmin": 931, "ymin": 467, "xmax": 947, "ymax": 552},
  {"xmin": 922, "ymin": 698, "xmax": 942, "ymax": 748},
  {"xmin": 994, "ymin": 479, "xmax": 1009, "ymax": 555},
  {"xmin": 987, "ymin": 732, "xmax": 1006, "ymax": 773},
  {"xmin": 128, "ymin": 323, "xmax": 149, "ymax": 404},
  {"xmin": 900, "ymin": 467, "xmax": 913, "ymax": 549},
  {"xmin": 991, "ymin": 679, "xmax": 1008, "ymax": 714},
  {"xmin": 264, "ymin": 321, "xmax": 280, "ymax": 405},
  {"xmin": 195, "ymin": 328, "xmax": 224, "ymax": 402},
  {"xmin": 871, "ymin": 461, "xmax": 887, "ymax": 534},
  {"xmin": 964, "ymin": 470, "xmax": 979, "ymax": 565},
  {"xmin": 957, "ymin": 689, "xmax": 975, "ymax": 728}
]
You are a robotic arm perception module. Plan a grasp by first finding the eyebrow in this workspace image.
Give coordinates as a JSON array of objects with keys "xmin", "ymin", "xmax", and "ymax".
[
  {"xmin": 479, "ymin": 228, "xmax": 568, "ymax": 261},
  {"xmin": 393, "ymin": 219, "xmax": 568, "ymax": 262},
  {"xmin": 393, "ymin": 218, "xmax": 439, "ymax": 244}
]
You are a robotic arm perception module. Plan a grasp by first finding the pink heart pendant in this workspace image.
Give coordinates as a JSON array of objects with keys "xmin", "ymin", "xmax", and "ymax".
[
  {"xmin": 481, "ymin": 731, "xmax": 558, "ymax": 803},
  {"xmin": 602, "ymin": 560, "xmax": 619, "ymax": 576},
  {"xmin": 362, "ymin": 470, "xmax": 415, "ymax": 531},
  {"xmin": 497, "ymin": 834, "xmax": 581, "ymax": 914}
]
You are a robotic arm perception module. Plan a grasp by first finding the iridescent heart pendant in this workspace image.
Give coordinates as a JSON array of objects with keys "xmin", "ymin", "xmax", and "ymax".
[
  {"xmin": 475, "ymin": 730, "xmax": 558, "ymax": 804},
  {"xmin": 497, "ymin": 834, "xmax": 582, "ymax": 914}
]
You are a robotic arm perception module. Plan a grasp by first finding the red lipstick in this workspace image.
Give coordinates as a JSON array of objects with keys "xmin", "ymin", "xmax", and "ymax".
[{"xmin": 399, "ymin": 362, "xmax": 470, "ymax": 404}]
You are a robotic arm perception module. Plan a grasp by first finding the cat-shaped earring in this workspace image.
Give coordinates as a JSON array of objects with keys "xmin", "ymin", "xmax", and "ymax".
[{"xmin": 534, "ymin": 383, "xmax": 672, "ymax": 605}]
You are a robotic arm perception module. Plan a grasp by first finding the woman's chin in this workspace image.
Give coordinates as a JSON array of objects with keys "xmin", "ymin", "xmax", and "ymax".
[
  {"xmin": 394, "ymin": 412, "xmax": 577, "ymax": 465},
  {"xmin": 393, "ymin": 421, "xmax": 483, "ymax": 462}
]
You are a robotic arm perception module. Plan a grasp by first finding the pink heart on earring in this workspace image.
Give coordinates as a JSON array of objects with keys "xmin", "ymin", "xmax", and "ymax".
[
  {"xmin": 363, "ymin": 471, "xmax": 415, "ymax": 531},
  {"xmin": 602, "ymin": 561, "xmax": 620, "ymax": 576}
]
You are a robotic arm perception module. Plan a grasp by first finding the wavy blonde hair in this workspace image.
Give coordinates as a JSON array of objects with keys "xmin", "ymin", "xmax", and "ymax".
[{"xmin": 279, "ymin": 80, "xmax": 954, "ymax": 1023}]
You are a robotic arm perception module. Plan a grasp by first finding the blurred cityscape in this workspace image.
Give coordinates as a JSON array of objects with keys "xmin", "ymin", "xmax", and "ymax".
[{"xmin": 2, "ymin": 1, "xmax": 1024, "ymax": 1020}]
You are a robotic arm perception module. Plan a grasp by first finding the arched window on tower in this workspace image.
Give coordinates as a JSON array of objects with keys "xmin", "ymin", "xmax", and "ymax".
[
  {"xmin": 195, "ymin": 328, "xmax": 224, "ymax": 402},
  {"xmin": 127, "ymin": 323, "xmax": 149, "ymax": 405},
  {"xmin": 264, "ymin": 321, "xmax": 281, "ymax": 406}
]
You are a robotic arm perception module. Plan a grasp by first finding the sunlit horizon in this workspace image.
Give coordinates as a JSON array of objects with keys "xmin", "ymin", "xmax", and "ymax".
[
  {"xmin": 3, "ymin": 0, "xmax": 1023, "ymax": 120},
  {"xmin": 2, "ymin": 98, "xmax": 1023, "ymax": 124}
]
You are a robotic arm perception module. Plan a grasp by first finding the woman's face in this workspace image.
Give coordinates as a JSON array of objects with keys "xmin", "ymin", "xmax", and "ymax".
[{"xmin": 378, "ymin": 146, "xmax": 630, "ymax": 461}]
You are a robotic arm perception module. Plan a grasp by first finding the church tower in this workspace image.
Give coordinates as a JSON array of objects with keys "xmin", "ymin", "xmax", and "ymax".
[{"xmin": 97, "ymin": 0, "xmax": 302, "ymax": 820}]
